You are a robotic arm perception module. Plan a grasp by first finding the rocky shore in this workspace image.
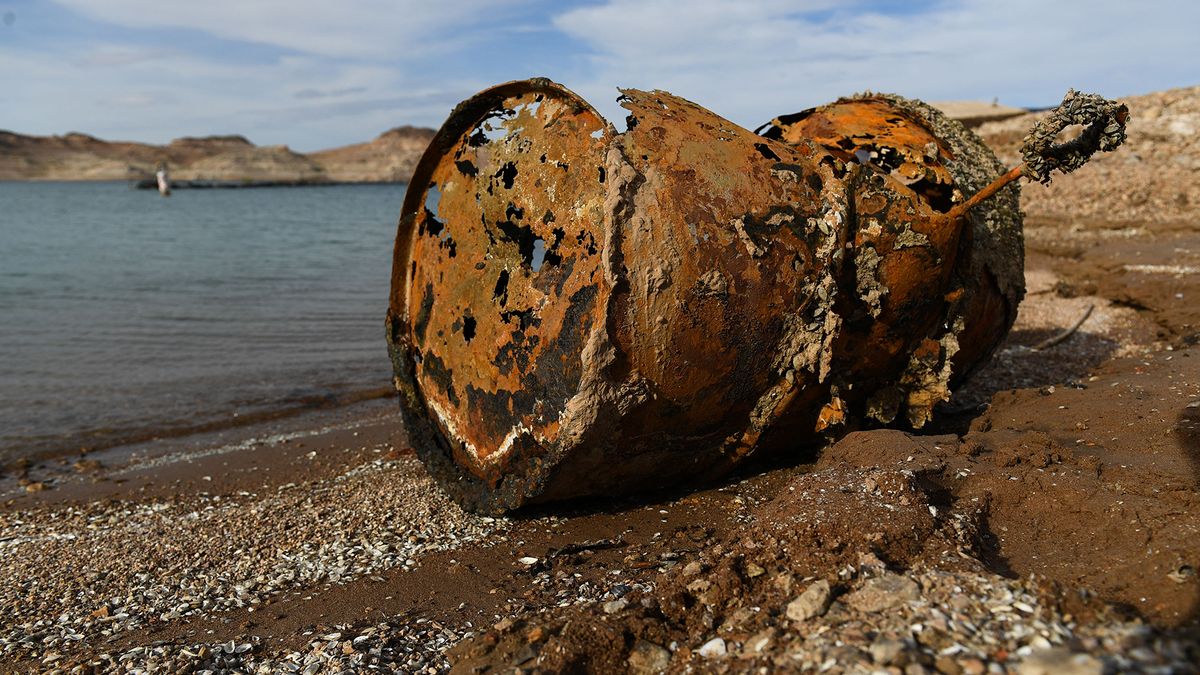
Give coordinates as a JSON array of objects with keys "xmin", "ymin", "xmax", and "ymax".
[{"xmin": 0, "ymin": 126, "xmax": 435, "ymax": 186}]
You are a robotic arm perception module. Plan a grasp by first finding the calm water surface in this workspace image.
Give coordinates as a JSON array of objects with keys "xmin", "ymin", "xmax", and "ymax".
[{"xmin": 0, "ymin": 182, "xmax": 407, "ymax": 461}]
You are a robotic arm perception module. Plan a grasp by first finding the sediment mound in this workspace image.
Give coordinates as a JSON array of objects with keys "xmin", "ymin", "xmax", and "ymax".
[
  {"xmin": 174, "ymin": 144, "xmax": 327, "ymax": 184},
  {"xmin": 309, "ymin": 126, "xmax": 436, "ymax": 183}
]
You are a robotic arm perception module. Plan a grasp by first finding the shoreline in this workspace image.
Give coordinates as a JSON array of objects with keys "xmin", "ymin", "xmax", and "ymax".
[
  {"xmin": 0, "ymin": 178, "xmax": 409, "ymax": 187},
  {"xmin": 2, "ymin": 390, "xmax": 399, "ymax": 503},
  {"xmin": 130, "ymin": 178, "xmax": 412, "ymax": 190}
]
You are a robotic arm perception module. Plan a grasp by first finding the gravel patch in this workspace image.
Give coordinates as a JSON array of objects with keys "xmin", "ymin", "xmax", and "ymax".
[{"xmin": 0, "ymin": 450, "xmax": 508, "ymax": 666}]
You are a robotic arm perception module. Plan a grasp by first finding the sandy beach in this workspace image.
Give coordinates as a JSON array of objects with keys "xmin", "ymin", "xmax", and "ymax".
[{"xmin": 3, "ymin": 87, "xmax": 1200, "ymax": 674}]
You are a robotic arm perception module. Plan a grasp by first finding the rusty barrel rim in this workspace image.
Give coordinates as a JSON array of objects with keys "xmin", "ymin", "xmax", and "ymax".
[{"xmin": 388, "ymin": 78, "xmax": 614, "ymax": 513}]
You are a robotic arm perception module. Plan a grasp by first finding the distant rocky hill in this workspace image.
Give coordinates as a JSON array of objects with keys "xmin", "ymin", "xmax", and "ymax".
[
  {"xmin": 0, "ymin": 126, "xmax": 436, "ymax": 185},
  {"xmin": 308, "ymin": 126, "xmax": 436, "ymax": 183}
]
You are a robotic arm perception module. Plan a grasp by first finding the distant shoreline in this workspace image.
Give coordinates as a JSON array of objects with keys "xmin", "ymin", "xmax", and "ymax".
[
  {"xmin": 0, "ymin": 125, "xmax": 436, "ymax": 184},
  {"xmin": 0, "ymin": 177, "xmax": 410, "ymax": 187},
  {"xmin": 128, "ymin": 178, "xmax": 409, "ymax": 189}
]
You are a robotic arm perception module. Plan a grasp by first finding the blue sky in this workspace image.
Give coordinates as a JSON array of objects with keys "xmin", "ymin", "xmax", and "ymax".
[{"xmin": 1, "ymin": 0, "xmax": 1196, "ymax": 151}]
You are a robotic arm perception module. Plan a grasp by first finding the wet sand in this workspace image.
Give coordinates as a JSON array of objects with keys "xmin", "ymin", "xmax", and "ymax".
[{"xmin": 2, "ymin": 211, "xmax": 1198, "ymax": 673}]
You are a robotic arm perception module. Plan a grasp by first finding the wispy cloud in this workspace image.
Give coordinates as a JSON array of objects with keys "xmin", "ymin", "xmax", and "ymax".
[
  {"xmin": 553, "ymin": 0, "xmax": 1200, "ymax": 129},
  {"xmin": 74, "ymin": 44, "xmax": 172, "ymax": 67},
  {"xmin": 293, "ymin": 86, "xmax": 369, "ymax": 100},
  {"xmin": 1, "ymin": 0, "xmax": 1195, "ymax": 150},
  {"xmin": 49, "ymin": 0, "xmax": 533, "ymax": 59}
]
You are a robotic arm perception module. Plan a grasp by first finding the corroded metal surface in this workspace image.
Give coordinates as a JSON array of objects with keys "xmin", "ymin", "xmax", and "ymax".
[
  {"xmin": 758, "ymin": 94, "xmax": 1026, "ymax": 427},
  {"xmin": 388, "ymin": 79, "xmax": 1122, "ymax": 513}
]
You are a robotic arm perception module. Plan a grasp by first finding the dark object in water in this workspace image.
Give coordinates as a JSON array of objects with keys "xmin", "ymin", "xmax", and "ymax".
[{"xmin": 386, "ymin": 79, "xmax": 1127, "ymax": 513}]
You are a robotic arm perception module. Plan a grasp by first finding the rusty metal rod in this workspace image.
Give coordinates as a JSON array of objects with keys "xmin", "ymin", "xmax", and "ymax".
[{"xmin": 949, "ymin": 165, "xmax": 1024, "ymax": 220}]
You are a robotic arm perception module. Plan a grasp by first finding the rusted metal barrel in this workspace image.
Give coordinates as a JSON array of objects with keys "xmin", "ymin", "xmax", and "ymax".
[{"xmin": 387, "ymin": 79, "xmax": 1125, "ymax": 512}]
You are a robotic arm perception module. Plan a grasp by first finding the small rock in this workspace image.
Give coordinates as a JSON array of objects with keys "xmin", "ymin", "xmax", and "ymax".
[
  {"xmin": 628, "ymin": 639, "xmax": 671, "ymax": 674},
  {"xmin": 512, "ymin": 643, "xmax": 537, "ymax": 665},
  {"xmin": 603, "ymin": 598, "xmax": 629, "ymax": 614},
  {"xmin": 961, "ymin": 657, "xmax": 986, "ymax": 675},
  {"xmin": 746, "ymin": 628, "xmax": 776, "ymax": 654},
  {"xmin": 745, "ymin": 563, "xmax": 766, "ymax": 578},
  {"xmin": 696, "ymin": 637, "xmax": 726, "ymax": 658},
  {"xmin": 869, "ymin": 638, "xmax": 910, "ymax": 666},
  {"xmin": 845, "ymin": 573, "xmax": 920, "ymax": 613},
  {"xmin": 727, "ymin": 606, "xmax": 757, "ymax": 627},
  {"xmin": 88, "ymin": 605, "xmax": 110, "ymax": 619},
  {"xmin": 73, "ymin": 459, "xmax": 103, "ymax": 473},
  {"xmin": 935, "ymin": 655, "xmax": 963, "ymax": 675},
  {"xmin": 526, "ymin": 626, "xmax": 546, "ymax": 643},
  {"xmin": 1167, "ymin": 565, "xmax": 1195, "ymax": 584},
  {"xmin": 772, "ymin": 573, "xmax": 794, "ymax": 595},
  {"xmin": 682, "ymin": 561, "xmax": 703, "ymax": 576},
  {"xmin": 786, "ymin": 579, "xmax": 832, "ymax": 622},
  {"xmin": 1014, "ymin": 647, "xmax": 1103, "ymax": 675},
  {"xmin": 517, "ymin": 556, "xmax": 539, "ymax": 565}
]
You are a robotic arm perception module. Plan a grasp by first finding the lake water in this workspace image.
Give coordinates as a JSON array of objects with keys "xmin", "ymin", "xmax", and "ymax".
[{"xmin": 0, "ymin": 182, "xmax": 407, "ymax": 463}]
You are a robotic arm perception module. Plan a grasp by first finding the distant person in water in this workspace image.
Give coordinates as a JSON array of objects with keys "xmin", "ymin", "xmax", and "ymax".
[{"xmin": 155, "ymin": 161, "xmax": 171, "ymax": 196}]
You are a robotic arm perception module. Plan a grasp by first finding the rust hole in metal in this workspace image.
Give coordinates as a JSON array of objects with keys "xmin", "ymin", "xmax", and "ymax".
[
  {"xmin": 761, "ymin": 97, "xmax": 962, "ymax": 213},
  {"xmin": 492, "ymin": 270, "xmax": 509, "ymax": 307},
  {"xmin": 754, "ymin": 142, "xmax": 781, "ymax": 161},
  {"xmin": 454, "ymin": 159, "xmax": 477, "ymax": 176},
  {"xmin": 495, "ymin": 161, "xmax": 517, "ymax": 189},
  {"xmin": 531, "ymin": 238, "xmax": 546, "ymax": 271}
]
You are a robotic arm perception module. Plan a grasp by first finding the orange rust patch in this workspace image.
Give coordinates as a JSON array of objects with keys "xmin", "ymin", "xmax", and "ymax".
[
  {"xmin": 762, "ymin": 97, "xmax": 959, "ymax": 213},
  {"xmin": 405, "ymin": 87, "xmax": 610, "ymax": 469}
]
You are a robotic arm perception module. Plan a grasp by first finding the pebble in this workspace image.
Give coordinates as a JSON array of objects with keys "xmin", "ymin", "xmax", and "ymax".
[
  {"xmin": 746, "ymin": 628, "xmax": 776, "ymax": 654},
  {"xmin": 935, "ymin": 654, "xmax": 963, "ymax": 675},
  {"xmin": 1014, "ymin": 647, "xmax": 1103, "ymax": 675},
  {"xmin": 786, "ymin": 579, "xmax": 832, "ymax": 622},
  {"xmin": 602, "ymin": 598, "xmax": 629, "ymax": 614},
  {"xmin": 0, "ymin": 452, "xmax": 509, "ymax": 672},
  {"xmin": 845, "ymin": 573, "xmax": 921, "ymax": 613},
  {"xmin": 696, "ymin": 637, "xmax": 726, "ymax": 658},
  {"xmin": 627, "ymin": 639, "xmax": 671, "ymax": 674},
  {"xmin": 961, "ymin": 656, "xmax": 987, "ymax": 675},
  {"xmin": 869, "ymin": 637, "xmax": 910, "ymax": 666}
]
